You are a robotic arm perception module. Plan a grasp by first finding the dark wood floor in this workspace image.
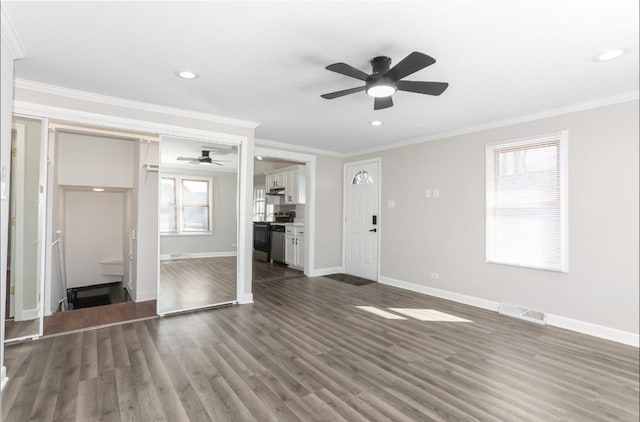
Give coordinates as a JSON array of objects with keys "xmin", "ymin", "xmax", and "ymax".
[
  {"xmin": 43, "ymin": 300, "xmax": 157, "ymax": 336},
  {"xmin": 4, "ymin": 275, "xmax": 638, "ymax": 421}
]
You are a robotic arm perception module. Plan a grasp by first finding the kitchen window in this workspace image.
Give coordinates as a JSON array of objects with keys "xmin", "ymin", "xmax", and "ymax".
[
  {"xmin": 486, "ymin": 132, "xmax": 568, "ymax": 272},
  {"xmin": 161, "ymin": 175, "xmax": 212, "ymax": 234}
]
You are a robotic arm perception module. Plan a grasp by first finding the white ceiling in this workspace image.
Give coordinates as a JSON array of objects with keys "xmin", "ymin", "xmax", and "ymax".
[{"xmin": 5, "ymin": 1, "xmax": 639, "ymax": 154}]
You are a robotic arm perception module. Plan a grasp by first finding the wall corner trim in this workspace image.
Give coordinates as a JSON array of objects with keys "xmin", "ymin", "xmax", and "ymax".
[
  {"xmin": 135, "ymin": 289, "xmax": 157, "ymax": 303},
  {"xmin": 0, "ymin": 6, "xmax": 26, "ymax": 59},
  {"xmin": 238, "ymin": 293, "xmax": 254, "ymax": 304},
  {"xmin": 1, "ymin": 366, "xmax": 7, "ymax": 391},
  {"xmin": 307, "ymin": 266, "xmax": 345, "ymax": 277},
  {"xmin": 378, "ymin": 275, "xmax": 639, "ymax": 348}
]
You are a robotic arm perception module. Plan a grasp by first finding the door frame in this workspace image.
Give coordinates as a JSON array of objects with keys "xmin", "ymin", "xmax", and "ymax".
[
  {"xmin": 13, "ymin": 101, "xmax": 254, "ymax": 318},
  {"xmin": 6, "ymin": 116, "xmax": 49, "ymax": 342},
  {"xmin": 342, "ymin": 158, "xmax": 382, "ymax": 281},
  {"xmin": 253, "ymin": 146, "xmax": 317, "ymax": 276}
]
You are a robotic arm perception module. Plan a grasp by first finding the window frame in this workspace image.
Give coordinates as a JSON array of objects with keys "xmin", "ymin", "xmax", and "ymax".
[
  {"xmin": 160, "ymin": 174, "xmax": 214, "ymax": 236},
  {"xmin": 485, "ymin": 131, "xmax": 569, "ymax": 272}
]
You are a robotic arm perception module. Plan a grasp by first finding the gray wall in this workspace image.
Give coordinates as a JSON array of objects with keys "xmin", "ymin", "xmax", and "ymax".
[
  {"xmin": 313, "ymin": 154, "xmax": 344, "ymax": 269},
  {"xmin": 348, "ymin": 100, "xmax": 639, "ymax": 334}
]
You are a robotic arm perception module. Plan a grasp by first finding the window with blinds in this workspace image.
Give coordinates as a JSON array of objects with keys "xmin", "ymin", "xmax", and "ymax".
[{"xmin": 486, "ymin": 132, "xmax": 568, "ymax": 272}]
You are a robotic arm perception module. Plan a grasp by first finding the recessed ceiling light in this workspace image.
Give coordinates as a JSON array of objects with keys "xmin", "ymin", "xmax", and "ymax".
[
  {"xmin": 92, "ymin": 187, "xmax": 105, "ymax": 192},
  {"xmin": 176, "ymin": 70, "xmax": 199, "ymax": 79},
  {"xmin": 370, "ymin": 120, "xmax": 383, "ymax": 127},
  {"xmin": 592, "ymin": 48, "xmax": 630, "ymax": 63},
  {"xmin": 256, "ymin": 156, "xmax": 263, "ymax": 160}
]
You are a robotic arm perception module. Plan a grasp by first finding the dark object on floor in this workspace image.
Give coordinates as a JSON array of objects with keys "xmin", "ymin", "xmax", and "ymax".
[
  {"xmin": 72, "ymin": 294, "xmax": 111, "ymax": 309},
  {"xmin": 325, "ymin": 273, "xmax": 376, "ymax": 286}
]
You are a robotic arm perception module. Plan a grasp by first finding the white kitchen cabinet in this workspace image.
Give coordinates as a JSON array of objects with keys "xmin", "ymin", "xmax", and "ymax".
[
  {"xmin": 266, "ymin": 172, "xmax": 285, "ymax": 189},
  {"xmin": 284, "ymin": 226, "xmax": 304, "ymax": 269},
  {"xmin": 264, "ymin": 165, "xmax": 305, "ymax": 204}
]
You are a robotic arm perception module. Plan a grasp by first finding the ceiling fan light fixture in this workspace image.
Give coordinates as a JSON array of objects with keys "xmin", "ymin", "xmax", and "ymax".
[
  {"xmin": 370, "ymin": 120, "xmax": 383, "ymax": 126},
  {"xmin": 366, "ymin": 84, "xmax": 396, "ymax": 98}
]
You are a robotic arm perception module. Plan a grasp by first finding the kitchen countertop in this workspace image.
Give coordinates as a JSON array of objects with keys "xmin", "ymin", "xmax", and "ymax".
[{"xmin": 270, "ymin": 222, "xmax": 304, "ymax": 227}]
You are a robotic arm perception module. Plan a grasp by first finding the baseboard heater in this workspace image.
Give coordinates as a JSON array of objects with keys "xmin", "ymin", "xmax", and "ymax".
[{"xmin": 498, "ymin": 303, "xmax": 547, "ymax": 325}]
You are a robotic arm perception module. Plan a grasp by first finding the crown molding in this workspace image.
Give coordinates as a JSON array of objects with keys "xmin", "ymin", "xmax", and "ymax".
[
  {"xmin": 1, "ymin": 5, "xmax": 26, "ymax": 59},
  {"xmin": 345, "ymin": 90, "xmax": 640, "ymax": 157},
  {"xmin": 14, "ymin": 78, "xmax": 261, "ymax": 129},
  {"xmin": 255, "ymin": 137, "xmax": 345, "ymax": 158}
]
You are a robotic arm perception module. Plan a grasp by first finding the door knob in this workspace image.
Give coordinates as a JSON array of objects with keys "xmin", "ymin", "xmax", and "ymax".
[{"xmin": 368, "ymin": 228, "xmax": 377, "ymax": 232}]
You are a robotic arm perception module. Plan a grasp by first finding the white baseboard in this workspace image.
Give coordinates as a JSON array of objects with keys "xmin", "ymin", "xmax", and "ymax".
[
  {"xmin": 238, "ymin": 293, "xmax": 253, "ymax": 304},
  {"xmin": 1, "ymin": 366, "xmax": 7, "ymax": 391},
  {"xmin": 546, "ymin": 314, "xmax": 639, "ymax": 348},
  {"xmin": 378, "ymin": 275, "xmax": 638, "ymax": 348},
  {"xmin": 135, "ymin": 289, "xmax": 157, "ymax": 302},
  {"xmin": 307, "ymin": 266, "xmax": 344, "ymax": 277},
  {"xmin": 378, "ymin": 276, "xmax": 500, "ymax": 312},
  {"xmin": 160, "ymin": 251, "xmax": 236, "ymax": 260}
]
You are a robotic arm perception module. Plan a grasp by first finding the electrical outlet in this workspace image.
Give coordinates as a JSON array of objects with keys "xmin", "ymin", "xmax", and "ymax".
[
  {"xmin": 433, "ymin": 188, "xmax": 440, "ymax": 198},
  {"xmin": 387, "ymin": 200, "xmax": 395, "ymax": 209},
  {"xmin": 430, "ymin": 272, "xmax": 440, "ymax": 280},
  {"xmin": 232, "ymin": 243, "xmax": 237, "ymax": 248},
  {"xmin": 425, "ymin": 188, "xmax": 431, "ymax": 198}
]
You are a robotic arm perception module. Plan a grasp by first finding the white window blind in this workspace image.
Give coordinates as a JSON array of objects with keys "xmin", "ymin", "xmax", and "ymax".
[{"xmin": 486, "ymin": 132, "xmax": 568, "ymax": 272}]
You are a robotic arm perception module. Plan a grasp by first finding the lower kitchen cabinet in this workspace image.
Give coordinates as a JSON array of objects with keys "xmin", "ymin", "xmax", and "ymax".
[{"xmin": 285, "ymin": 226, "xmax": 304, "ymax": 269}]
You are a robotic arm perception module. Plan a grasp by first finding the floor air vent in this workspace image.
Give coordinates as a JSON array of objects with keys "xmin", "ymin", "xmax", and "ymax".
[{"xmin": 498, "ymin": 303, "xmax": 547, "ymax": 325}]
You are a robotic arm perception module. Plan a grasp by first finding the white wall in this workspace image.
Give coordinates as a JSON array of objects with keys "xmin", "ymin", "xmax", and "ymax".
[
  {"xmin": 57, "ymin": 132, "xmax": 134, "ymax": 188},
  {"xmin": 348, "ymin": 100, "xmax": 639, "ymax": 336},
  {"xmin": 160, "ymin": 169, "xmax": 237, "ymax": 257},
  {"xmin": 133, "ymin": 141, "xmax": 158, "ymax": 301},
  {"xmin": 64, "ymin": 190, "xmax": 124, "ymax": 288}
]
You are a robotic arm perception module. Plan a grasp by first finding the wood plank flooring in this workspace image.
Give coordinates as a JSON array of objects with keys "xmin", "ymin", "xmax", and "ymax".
[
  {"xmin": 4, "ymin": 318, "xmax": 39, "ymax": 340},
  {"xmin": 159, "ymin": 257, "xmax": 303, "ymax": 313},
  {"xmin": 4, "ymin": 275, "xmax": 639, "ymax": 421}
]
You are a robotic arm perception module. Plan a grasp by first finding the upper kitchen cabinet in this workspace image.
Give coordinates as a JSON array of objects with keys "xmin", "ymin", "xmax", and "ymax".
[{"xmin": 265, "ymin": 165, "xmax": 306, "ymax": 204}]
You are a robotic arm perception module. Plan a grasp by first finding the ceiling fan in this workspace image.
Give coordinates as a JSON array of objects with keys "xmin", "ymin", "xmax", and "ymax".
[
  {"xmin": 321, "ymin": 51, "xmax": 449, "ymax": 110},
  {"xmin": 176, "ymin": 150, "xmax": 230, "ymax": 165}
]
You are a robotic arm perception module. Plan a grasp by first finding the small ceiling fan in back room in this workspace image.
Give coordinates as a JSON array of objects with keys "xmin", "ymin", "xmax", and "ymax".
[
  {"xmin": 321, "ymin": 51, "xmax": 449, "ymax": 110},
  {"xmin": 176, "ymin": 149, "xmax": 230, "ymax": 166}
]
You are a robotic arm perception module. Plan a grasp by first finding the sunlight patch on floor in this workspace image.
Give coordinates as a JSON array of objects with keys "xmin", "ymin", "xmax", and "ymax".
[
  {"xmin": 388, "ymin": 308, "xmax": 473, "ymax": 322},
  {"xmin": 355, "ymin": 306, "xmax": 407, "ymax": 319}
]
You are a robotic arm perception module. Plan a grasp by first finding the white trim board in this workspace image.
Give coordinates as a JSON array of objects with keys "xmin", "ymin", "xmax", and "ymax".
[
  {"xmin": 15, "ymin": 79, "xmax": 260, "ymax": 129},
  {"xmin": 160, "ymin": 252, "xmax": 236, "ymax": 260},
  {"xmin": 1, "ymin": 5, "xmax": 27, "ymax": 59},
  {"xmin": 307, "ymin": 266, "xmax": 345, "ymax": 277},
  {"xmin": 1, "ymin": 366, "xmax": 7, "ymax": 391},
  {"xmin": 255, "ymin": 137, "xmax": 344, "ymax": 158},
  {"xmin": 14, "ymin": 101, "xmax": 247, "ymax": 145},
  {"xmin": 378, "ymin": 276, "xmax": 639, "ymax": 348},
  {"xmin": 345, "ymin": 91, "xmax": 640, "ymax": 157}
]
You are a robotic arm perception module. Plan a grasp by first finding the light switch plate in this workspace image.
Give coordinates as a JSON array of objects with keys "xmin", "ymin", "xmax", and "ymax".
[
  {"xmin": 425, "ymin": 188, "xmax": 431, "ymax": 198},
  {"xmin": 433, "ymin": 188, "xmax": 440, "ymax": 198},
  {"xmin": 387, "ymin": 200, "xmax": 395, "ymax": 209}
]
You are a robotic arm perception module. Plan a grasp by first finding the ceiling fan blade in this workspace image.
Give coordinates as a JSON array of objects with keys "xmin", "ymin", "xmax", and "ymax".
[
  {"xmin": 321, "ymin": 86, "xmax": 366, "ymax": 99},
  {"xmin": 325, "ymin": 63, "xmax": 370, "ymax": 81},
  {"xmin": 384, "ymin": 52, "xmax": 436, "ymax": 82},
  {"xmin": 374, "ymin": 96, "xmax": 393, "ymax": 110},
  {"xmin": 211, "ymin": 161, "xmax": 224, "ymax": 166},
  {"xmin": 396, "ymin": 80, "xmax": 449, "ymax": 96}
]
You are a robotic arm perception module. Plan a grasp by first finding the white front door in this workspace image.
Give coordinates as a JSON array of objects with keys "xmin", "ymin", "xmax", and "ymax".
[{"xmin": 344, "ymin": 161, "xmax": 380, "ymax": 281}]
